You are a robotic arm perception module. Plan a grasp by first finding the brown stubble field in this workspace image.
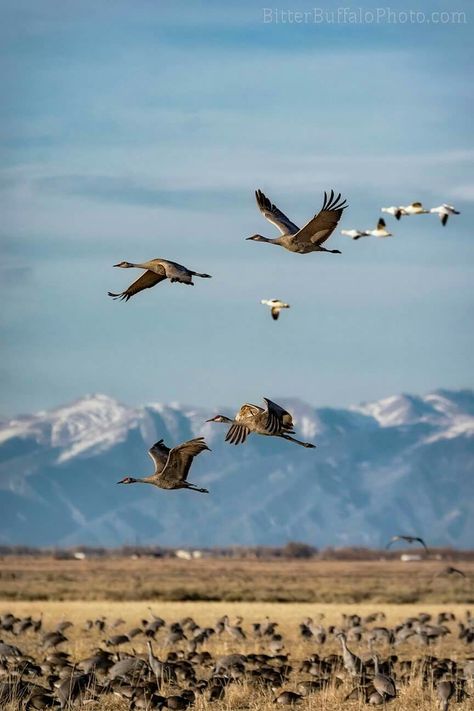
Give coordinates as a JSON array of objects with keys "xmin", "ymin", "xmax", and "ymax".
[
  {"xmin": 1, "ymin": 556, "xmax": 473, "ymax": 709},
  {"xmin": 1, "ymin": 556, "xmax": 473, "ymax": 603}
]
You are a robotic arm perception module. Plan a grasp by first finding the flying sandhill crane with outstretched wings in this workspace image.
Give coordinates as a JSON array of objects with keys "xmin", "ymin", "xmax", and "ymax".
[
  {"xmin": 246, "ymin": 189, "xmax": 347, "ymax": 254},
  {"xmin": 117, "ymin": 438, "xmax": 210, "ymax": 493},
  {"xmin": 108, "ymin": 258, "xmax": 211, "ymax": 301},
  {"xmin": 386, "ymin": 535, "xmax": 428, "ymax": 552},
  {"xmin": 206, "ymin": 398, "xmax": 315, "ymax": 448}
]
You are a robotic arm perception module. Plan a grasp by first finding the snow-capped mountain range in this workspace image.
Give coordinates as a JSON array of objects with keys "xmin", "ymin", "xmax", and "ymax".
[{"xmin": 0, "ymin": 389, "xmax": 473, "ymax": 548}]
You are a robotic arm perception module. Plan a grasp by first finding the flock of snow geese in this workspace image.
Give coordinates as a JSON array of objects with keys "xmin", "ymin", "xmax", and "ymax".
[{"xmin": 109, "ymin": 188, "xmax": 460, "ymax": 496}]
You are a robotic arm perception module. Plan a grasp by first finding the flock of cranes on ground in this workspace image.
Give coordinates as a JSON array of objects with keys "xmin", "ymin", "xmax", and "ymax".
[{"xmin": 0, "ymin": 606, "xmax": 472, "ymax": 708}]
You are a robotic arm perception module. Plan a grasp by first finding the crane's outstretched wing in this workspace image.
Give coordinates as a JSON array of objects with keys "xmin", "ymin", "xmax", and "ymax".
[
  {"xmin": 386, "ymin": 535, "xmax": 428, "ymax": 551},
  {"xmin": 434, "ymin": 566, "xmax": 466, "ymax": 579},
  {"xmin": 225, "ymin": 423, "xmax": 251, "ymax": 445},
  {"xmin": 108, "ymin": 270, "xmax": 166, "ymax": 301},
  {"xmin": 263, "ymin": 398, "xmax": 293, "ymax": 435},
  {"xmin": 255, "ymin": 190, "xmax": 300, "ymax": 236},
  {"xmin": 160, "ymin": 437, "xmax": 210, "ymax": 483},
  {"xmin": 290, "ymin": 190, "xmax": 347, "ymax": 247},
  {"xmin": 148, "ymin": 439, "xmax": 171, "ymax": 473},
  {"xmin": 271, "ymin": 307, "xmax": 280, "ymax": 321}
]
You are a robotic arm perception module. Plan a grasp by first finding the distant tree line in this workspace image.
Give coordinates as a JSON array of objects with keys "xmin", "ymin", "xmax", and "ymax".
[{"xmin": 0, "ymin": 542, "xmax": 473, "ymax": 561}]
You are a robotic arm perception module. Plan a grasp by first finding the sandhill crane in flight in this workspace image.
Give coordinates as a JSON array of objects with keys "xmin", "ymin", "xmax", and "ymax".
[
  {"xmin": 108, "ymin": 258, "xmax": 211, "ymax": 301},
  {"xmin": 261, "ymin": 299, "xmax": 290, "ymax": 321},
  {"xmin": 430, "ymin": 204, "xmax": 460, "ymax": 226},
  {"xmin": 117, "ymin": 438, "xmax": 210, "ymax": 493},
  {"xmin": 206, "ymin": 398, "xmax": 316, "ymax": 448},
  {"xmin": 386, "ymin": 535, "xmax": 428, "ymax": 552},
  {"xmin": 247, "ymin": 189, "xmax": 347, "ymax": 254}
]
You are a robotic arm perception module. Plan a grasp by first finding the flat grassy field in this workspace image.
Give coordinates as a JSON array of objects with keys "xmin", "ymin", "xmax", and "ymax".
[
  {"xmin": 1, "ymin": 600, "xmax": 472, "ymax": 710},
  {"xmin": 1, "ymin": 555, "xmax": 472, "ymax": 603}
]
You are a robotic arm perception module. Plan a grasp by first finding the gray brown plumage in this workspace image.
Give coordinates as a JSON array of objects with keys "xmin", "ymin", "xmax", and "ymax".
[
  {"xmin": 372, "ymin": 654, "xmax": 396, "ymax": 701},
  {"xmin": 108, "ymin": 258, "xmax": 211, "ymax": 301},
  {"xmin": 247, "ymin": 189, "xmax": 347, "ymax": 254},
  {"xmin": 386, "ymin": 535, "xmax": 428, "ymax": 552},
  {"xmin": 117, "ymin": 437, "xmax": 210, "ymax": 493},
  {"xmin": 206, "ymin": 398, "xmax": 315, "ymax": 448}
]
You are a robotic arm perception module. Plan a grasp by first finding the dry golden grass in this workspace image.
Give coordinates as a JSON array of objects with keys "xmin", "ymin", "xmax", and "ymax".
[
  {"xmin": 1, "ymin": 600, "xmax": 473, "ymax": 710},
  {"xmin": 1, "ymin": 556, "xmax": 473, "ymax": 603}
]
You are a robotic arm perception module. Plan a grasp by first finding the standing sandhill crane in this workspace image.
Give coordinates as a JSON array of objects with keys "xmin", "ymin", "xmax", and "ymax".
[
  {"xmin": 381, "ymin": 206, "xmax": 407, "ymax": 220},
  {"xmin": 206, "ymin": 398, "xmax": 316, "ymax": 448},
  {"xmin": 437, "ymin": 680, "xmax": 454, "ymax": 711},
  {"xmin": 386, "ymin": 535, "xmax": 428, "ymax": 552},
  {"xmin": 261, "ymin": 299, "xmax": 290, "ymax": 321},
  {"xmin": 108, "ymin": 258, "xmax": 211, "ymax": 301},
  {"xmin": 335, "ymin": 632, "xmax": 364, "ymax": 677},
  {"xmin": 430, "ymin": 204, "xmax": 460, "ymax": 226},
  {"xmin": 117, "ymin": 438, "xmax": 210, "ymax": 493},
  {"xmin": 247, "ymin": 189, "xmax": 347, "ymax": 254},
  {"xmin": 371, "ymin": 653, "xmax": 396, "ymax": 702},
  {"xmin": 147, "ymin": 641, "xmax": 177, "ymax": 683}
]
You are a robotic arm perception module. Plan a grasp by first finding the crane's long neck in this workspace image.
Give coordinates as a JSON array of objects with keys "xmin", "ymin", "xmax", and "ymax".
[
  {"xmin": 129, "ymin": 262, "xmax": 151, "ymax": 269},
  {"xmin": 251, "ymin": 234, "xmax": 282, "ymax": 245},
  {"xmin": 338, "ymin": 635, "xmax": 348, "ymax": 651},
  {"xmin": 215, "ymin": 416, "xmax": 236, "ymax": 424}
]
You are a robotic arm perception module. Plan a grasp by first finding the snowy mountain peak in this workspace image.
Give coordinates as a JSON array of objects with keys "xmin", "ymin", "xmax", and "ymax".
[
  {"xmin": 0, "ymin": 393, "xmax": 139, "ymax": 462},
  {"xmin": 0, "ymin": 388, "xmax": 472, "ymax": 549},
  {"xmin": 351, "ymin": 389, "xmax": 474, "ymax": 431}
]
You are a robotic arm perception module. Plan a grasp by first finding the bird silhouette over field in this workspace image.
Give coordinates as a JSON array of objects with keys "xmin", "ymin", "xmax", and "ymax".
[
  {"xmin": 434, "ymin": 566, "xmax": 466, "ymax": 579},
  {"xmin": 386, "ymin": 535, "xmax": 428, "ymax": 552},
  {"xmin": 247, "ymin": 189, "xmax": 347, "ymax": 254},
  {"xmin": 117, "ymin": 438, "xmax": 210, "ymax": 493}
]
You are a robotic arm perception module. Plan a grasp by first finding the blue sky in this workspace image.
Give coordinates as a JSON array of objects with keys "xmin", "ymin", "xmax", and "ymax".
[{"xmin": 0, "ymin": 0, "xmax": 473, "ymax": 415}]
